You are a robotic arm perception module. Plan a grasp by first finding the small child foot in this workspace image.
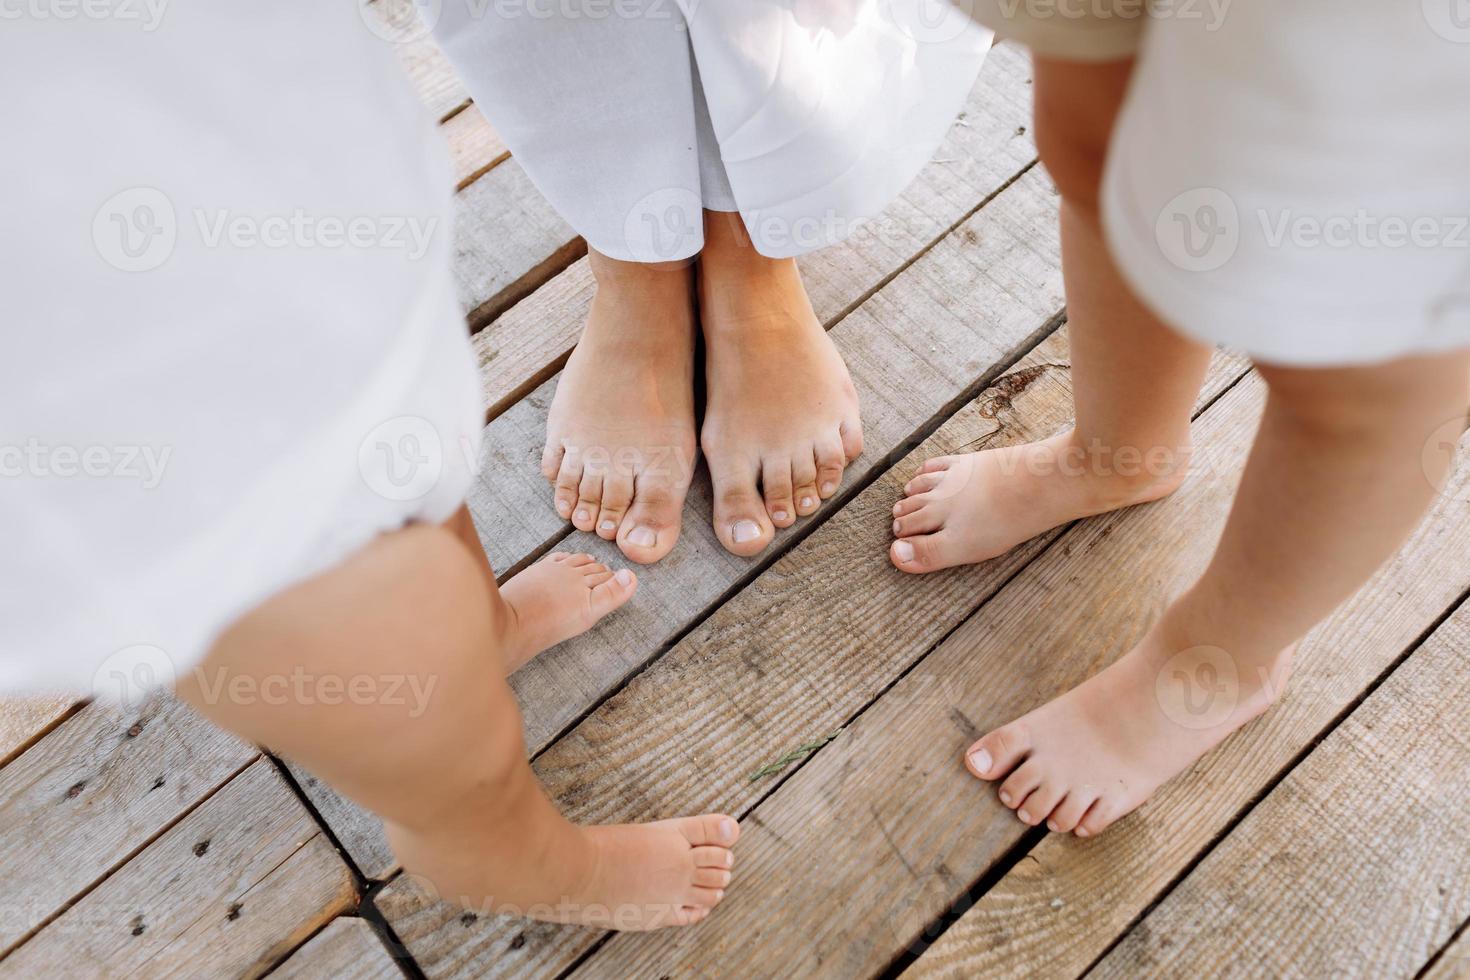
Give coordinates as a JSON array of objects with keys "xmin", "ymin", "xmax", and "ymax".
[
  {"xmin": 965, "ymin": 626, "xmax": 1294, "ymax": 837},
  {"xmin": 890, "ymin": 428, "xmax": 1187, "ymax": 574},
  {"xmin": 498, "ymin": 552, "xmax": 637, "ymax": 672},
  {"xmin": 568, "ymin": 813, "xmax": 740, "ymax": 930}
]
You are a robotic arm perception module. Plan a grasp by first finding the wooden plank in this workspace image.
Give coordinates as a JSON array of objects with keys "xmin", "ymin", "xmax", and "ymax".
[
  {"xmin": 0, "ymin": 695, "xmax": 76, "ymax": 767},
  {"xmin": 574, "ymin": 374, "xmax": 1261, "ymax": 976},
  {"xmin": 366, "ymin": 0, "xmax": 470, "ymax": 121},
  {"xmin": 1, "ymin": 760, "xmax": 358, "ymax": 978},
  {"xmin": 272, "ymin": 917, "xmax": 407, "ymax": 980},
  {"xmin": 0, "ymin": 692, "xmax": 255, "ymax": 953},
  {"xmin": 903, "ymin": 490, "xmax": 1470, "ymax": 976},
  {"xmin": 371, "ymin": 338, "xmax": 1252, "ymax": 977},
  {"xmin": 444, "ymin": 106, "xmax": 509, "ymax": 190},
  {"xmin": 1426, "ymin": 927, "xmax": 1470, "ymax": 980},
  {"xmin": 304, "ymin": 145, "xmax": 1061, "ymax": 881},
  {"xmin": 583, "ymin": 373, "xmax": 1470, "ymax": 979},
  {"xmin": 1087, "ymin": 605, "xmax": 1470, "ymax": 979}
]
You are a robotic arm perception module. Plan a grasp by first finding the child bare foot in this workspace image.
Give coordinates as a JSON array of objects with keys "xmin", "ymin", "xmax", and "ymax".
[
  {"xmin": 965, "ymin": 621, "xmax": 1294, "ymax": 837},
  {"xmin": 890, "ymin": 428, "xmax": 1187, "ymax": 573},
  {"xmin": 543, "ymin": 251, "xmax": 697, "ymax": 565},
  {"xmin": 497, "ymin": 551, "xmax": 638, "ymax": 672},
  {"xmin": 699, "ymin": 214, "xmax": 863, "ymax": 557}
]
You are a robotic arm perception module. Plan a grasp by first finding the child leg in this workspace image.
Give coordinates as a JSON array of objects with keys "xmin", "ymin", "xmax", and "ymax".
[
  {"xmin": 891, "ymin": 57, "xmax": 1214, "ymax": 573},
  {"xmin": 966, "ymin": 350, "xmax": 1470, "ymax": 836},
  {"xmin": 177, "ymin": 521, "xmax": 737, "ymax": 930}
]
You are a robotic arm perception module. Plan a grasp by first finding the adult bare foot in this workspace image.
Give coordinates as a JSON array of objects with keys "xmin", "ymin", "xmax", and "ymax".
[
  {"xmin": 698, "ymin": 212, "xmax": 863, "ymax": 557},
  {"xmin": 543, "ymin": 250, "xmax": 697, "ymax": 564},
  {"xmin": 965, "ymin": 619, "xmax": 1294, "ymax": 837},
  {"xmin": 496, "ymin": 551, "xmax": 638, "ymax": 672},
  {"xmin": 890, "ymin": 428, "xmax": 1188, "ymax": 573}
]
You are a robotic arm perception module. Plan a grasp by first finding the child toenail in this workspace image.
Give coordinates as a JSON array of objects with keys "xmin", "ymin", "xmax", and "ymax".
[
  {"xmin": 893, "ymin": 502, "xmax": 902, "ymax": 516},
  {"xmin": 575, "ymin": 509, "xmax": 589, "ymax": 522},
  {"xmin": 1047, "ymin": 820, "xmax": 1059, "ymax": 832},
  {"xmin": 733, "ymin": 520, "xmax": 762, "ymax": 543},
  {"xmin": 628, "ymin": 526, "xmax": 657, "ymax": 547},
  {"xmin": 1018, "ymin": 809, "xmax": 1032, "ymax": 823},
  {"xmin": 892, "ymin": 520, "xmax": 901, "ymax": 536},
  {"xmin": 557, "ymin": 500, "xmax": 570, "ymax": 515},
  {"xmin": 999, "ymin": 790, "xmax": 1012, "ymax": 805},
  {"xmin": 894, "ymin": 540, "xmax": 915, "ymax": 563},
  {"xmin": 773, "ymin": 509, "xmax": 789, "ymax": 522},
  {"xmin": 719, "ymin": 818, "xmax": 737, "ymax": 842},
  {"xmin": 1075, "ymin": 827, "xmax": 1090, "ymax": 838},
  {"xmin": 614, "ymin": 569, "xmax": 634, "ymax": 587},
  {"xmin": 968, "ymin": 748, "xmax": 992, "ymax": 775},
  {"xmin": 725, "ymin": 850, "xmax": 734, "ymax": 866},
  {"xmin": 821, "ymin": 482, "xmax": 835, "ymax": 494},
  {"xmin": 800, "ymin": 496, "xmax": 814, "ymax": 509},
  {"xmin": 599, "ymin": 519, "xmax": 616, "ymax": 532}
]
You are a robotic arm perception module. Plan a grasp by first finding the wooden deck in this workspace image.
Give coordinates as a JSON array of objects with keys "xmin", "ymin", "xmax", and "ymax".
[{"xmin": 4, "ymin": 14, "xmax": 1470, "ymax": 979}]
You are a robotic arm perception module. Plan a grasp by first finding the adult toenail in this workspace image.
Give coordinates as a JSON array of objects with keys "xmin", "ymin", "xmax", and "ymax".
[
  {"xmin": 1047, "ymin": 820, "xmax": 1059, "ymax": 832},
  {"xmin": 575, "ymin": 509, "xmax": 589, "ymax": 522},
  {"xmin": 822, "ymin": 482, "xmax": 835, "ymax": 494},
  {"xmin": 893, "ymin": 502, "xmax": 903, "ymax": 516},
  {"xmin": 892, "ymin": 520, "xmax": 902, "ymax": 536},
  {"xmin": 557, "ymin": 500, "xmax": 570, "ymax": 515},
  {"xmin": 733, "ymin": 520, "xmax": 762, "ymax": 543},
  {"xmin": 725, "ymin": 850, "xmax": 734, "ymax": 867},
  {"xmin": 615, "ymin": 569, "xmax": 634, "ymax": 587},
  {"xmin": 773, "ymin": 509, "xmax": 789, "ymax": 522},
  {"xmin": 719, "ymin": 818, "xmax": 737, "ymax": 842},
  {"xmin": 894, "ymin": 540, "xmax": 915, "ymax": 563},
  {"xmin": 800, "ymin": 496, "xmax": 815, "ymax": 509},
  {"xmin": 599, "ymin": 519, "xmax": 616, "ymax": 532},
  {"xmin": 999, "ymin": 790, "xmax": 1012, "ymax": 805},
  {"xmin": 1018, "ymin": 809, "xmax": 1032, "ymax": 823},
  {"xmin": 628, "ymin": 526, "xmax": 656, "ymax": 547},
  {"xmin": 968, "ymin": 748, "xmax": 992, "ymax": 775}
]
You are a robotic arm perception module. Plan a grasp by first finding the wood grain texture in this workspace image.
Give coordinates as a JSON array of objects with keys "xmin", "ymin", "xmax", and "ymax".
[
  {"xmin": 372, "ymin": 339, "xmax": 1252, "ymax": 978},
  {"xmin": 0, "ymin": 696, "xmax": 76, "ymax": 767},
  {"xmin": 1087, "ymin": 604, "xmax": 1470, "ymax": 980},
  {"xmin": 0, "ymin": 692, "xmax": 254, "ymax": 953},
  {"xmin": 310, "ymin": 155, "xmax": 1064, "ymax": 882},
  {"xmin": 444, "ymin": 106, "xmax": 509, "ymax": 190},
  {"xmin": 903, "ymin": 469, "xmax": 1470, "ymax": 979},
  {"xmin": 368, "ymin": 0, "xmax": 470, "ymax": 121},
  {"xmin": 576, "ymin": 373, "xmax": 1268, "ymax": 978},
  {"xmin": 0, "ymin": 760, "xmax": 357, "ymax": 979},
  {"xmin": 272, "ymin": 917, "xmax": 408, "ymax": 980},
  {"xmin": 1426, "ymin": 927, "xmax": 1470, "ymax": 980}
]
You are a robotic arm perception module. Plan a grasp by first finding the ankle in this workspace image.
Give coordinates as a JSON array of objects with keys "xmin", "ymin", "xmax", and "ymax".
[
  {"xmin": 1151, "ymin": 592, "xmax": 1296, "ymax": 702},
  {"xmin": 1052, "ymin": 429, "xmax": 1191, "ymax": 509}
]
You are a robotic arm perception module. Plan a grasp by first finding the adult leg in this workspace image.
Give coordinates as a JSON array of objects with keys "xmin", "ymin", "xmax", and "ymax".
[
  {"xmin": 177, "ymin": 522, "xmax": 738, "ymax": 929},
  {"xmin": 890, "ymin": 57, "xmax": 1214, "ymax": 573},
  {"xmin": 698, "ymin": 210, "xmax": 864, "ymax": 557}
]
